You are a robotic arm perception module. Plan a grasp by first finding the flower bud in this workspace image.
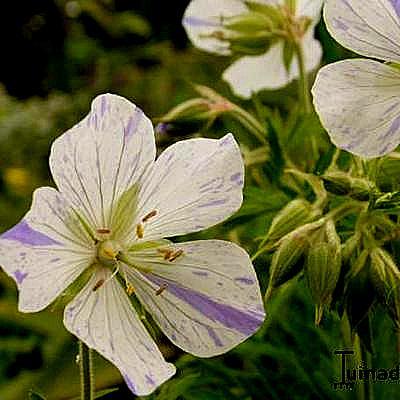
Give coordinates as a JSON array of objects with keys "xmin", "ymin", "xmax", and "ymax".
[
  {"xmin": 377, "ymin": 152, "xmax": 400, "ymax": 187},
  {"xmin": 370, "ymin": 247, "xmax": 400, "ymax": 326},
  {"xmin": 265, "ymin": 219, "xmax": 324, "ymax": 301},
  {"xmin": 160, "ymin": 98, "xmax": 216, "ymax": 123},
  {"xmin": 305, "ymin": 220, "xmax": 342, "ymax": 325},
  {"xmin": 265, "ymin": 198, "xmax": 320, "ymax": 243},
  {"xmin": 322, "ymin": 171, "xmax": 371, "ymax": 201}
]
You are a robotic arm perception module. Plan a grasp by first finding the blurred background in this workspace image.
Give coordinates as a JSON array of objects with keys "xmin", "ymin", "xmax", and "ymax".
[{"xmin": 0, "ymin": 1, "xmax": 398, "ymax": 399}]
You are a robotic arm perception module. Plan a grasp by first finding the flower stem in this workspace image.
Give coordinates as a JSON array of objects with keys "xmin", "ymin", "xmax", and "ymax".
[
  {"xmin": 79, "ymin": 341, "xmax": 94, "ymax": 400},
  {"xmin": 294, "ymin": 40, "xmax": 312, "ymax": 114}
]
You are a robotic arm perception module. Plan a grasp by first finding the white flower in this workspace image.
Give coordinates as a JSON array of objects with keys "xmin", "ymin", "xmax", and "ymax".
[
  {"xmin": 0, "ymin": 94, "xmax": 265, "ymax": 396},
  {"xmin": 183, "ymin": 0, "xmax": 323, "ymax": 98},
  {"xmin": 312, "ymin": 0, "xmax": 400, "ymax": 158}
]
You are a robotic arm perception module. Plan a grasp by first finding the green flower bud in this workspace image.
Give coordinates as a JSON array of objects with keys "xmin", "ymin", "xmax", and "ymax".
[
  {"xmin": 265, "ymin": 219, "xmax": 324, "ymax": 301},
  {"xmin": 370, "ymin": 248, "xmax": 400, "ymax": 326},
  {"xmin": 322, "ymin": 172, "xmax": 372, "ymax": 201},
  {"xmin": 224, "ymin": 12, "xmax": 274, "ymax": 33},
  {"xmin": 377, "ymin": 152, "xmax": 400, "ymax": 187},
  {"xmin": 305, "ymin": 220, "xmax": 342, "ymax": 325},
  {"xmin": 265, "ymin": 198, "xmax": 320, "ymax": 243}
]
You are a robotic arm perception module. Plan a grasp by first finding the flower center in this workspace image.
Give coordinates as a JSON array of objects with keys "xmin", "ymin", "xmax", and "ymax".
[{"xmin": 96, "ymin": 239, "xmax": 121, "ymax": 268}]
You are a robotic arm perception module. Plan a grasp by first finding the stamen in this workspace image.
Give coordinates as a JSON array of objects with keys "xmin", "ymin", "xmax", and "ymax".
[
  {"xmin": 168, "ymin": 249, "xmax": 184, "ymax": 262},
  {"xmin": 142, "ymin": 210, "xmax": 157, "ymax": 223},
  {"xmin": 157, "ymin": 248, "xmax": 184, "ymax": 262},
  {"xmin": 136, "ymin": 223, "xmax": 144, "ymax": 239},
  {"xmin": 92, "ymin": 279, "xmax": 105, "ymax": 292},
  {"xmin": 155, "ymin": 283, "xmax": 168, "ymax": 296},
  {"xmin": 97, "ymin": 228, "xmax": 111, "ymax": 234},
  {"xmin": 126, "ymin": 283, "xmax": 135, "ymax": 296}
]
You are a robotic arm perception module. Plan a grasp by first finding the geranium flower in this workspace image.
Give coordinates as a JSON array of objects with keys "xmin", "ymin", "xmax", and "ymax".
[
  {"xmin": 312, "ymin": 0, "xmax": 400, "ymax": 158},
  {"xmin": 183, "ymin": 0, "xmax": 323, "ymax": 98},
  {"xmin": 0, "ymin": 94, "xmax": 265, "ymax": 396}
]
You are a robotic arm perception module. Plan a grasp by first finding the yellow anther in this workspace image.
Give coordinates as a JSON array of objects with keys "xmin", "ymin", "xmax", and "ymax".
[
  {"xmin": 142, "ymin": 210, "xmax": 157, "ymax": 223},
  {"xmin": 169, "ymin": 249, "xmax": 184, "ymax": 262},
  {"xmin": 126, "ymin": 283, "xmax": 135, "ymax": 296},
  {"xmin": 157, "ymin": 248, "xmax": 184, "ymax": 262},
  {"xmin": 136, "ymin": 223, "xmax": 144, "ymax": 239},
  {"xmin": 155, "ymin": 283, "xmax": 168, "ymax": 296}
]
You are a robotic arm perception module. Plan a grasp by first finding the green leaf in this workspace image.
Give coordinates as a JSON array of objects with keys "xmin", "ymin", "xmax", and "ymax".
[{"xmin": 28, "ymin": 390, "xmax": 46, "ymax": 400}]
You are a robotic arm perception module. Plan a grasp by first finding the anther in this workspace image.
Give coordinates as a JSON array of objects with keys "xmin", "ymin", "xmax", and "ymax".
[
  {"xmin": 97, "ymin": 228, "xmax": 111, "ymax": 234},
  {"xmin": 168, "ymin": 249, "xmax": 184, "ymax": 262},
  {"xmin": 126, "ymin": 283, "xmax": 135, "ymax": 296},
  {"xmin": 155, "ymin": 283, "xmax": 168, "ymax": 296},
  {"xmin": 142, "ymin": 210, "xmax": 157, "ymax": 223},
  {"xmin": 92, "ymin": 279, "xmax": 105, "ymax": 292},
  {"xmin": 136, "ymin": 223, "xmax": 144, "ymax": 239}
]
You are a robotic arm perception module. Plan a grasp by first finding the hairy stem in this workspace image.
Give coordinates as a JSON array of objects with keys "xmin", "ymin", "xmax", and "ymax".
[
  {"xmin": 79, "ymin": 341, "xmax": 94, "ymax": 400},
  {"xmin": 294, "ymin": 40, "xmax": 312, "ymax": 114}
]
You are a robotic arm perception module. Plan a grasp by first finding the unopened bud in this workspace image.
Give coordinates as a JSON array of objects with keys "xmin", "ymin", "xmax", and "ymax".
[
  {"xmin": 265, "ymin": 198, "xmax": 320, "ymax": 243},
  {"xmin": 322, "ymin": 172, "xmax": 372, "ymax": 201},
  {"xmin": 265, "ymin": 219, "xmax": 324, "ymax": 300},
  {"xmin": 370, "ymin": 248, "xmax": 400, "ymax": 326},
  {"xmin": 377, "ymin": 152, "xmax": 400, "ymax": 187},
  {"xmin": 160, "ymin": 98, "xmax": 215, "ymax": 123}
]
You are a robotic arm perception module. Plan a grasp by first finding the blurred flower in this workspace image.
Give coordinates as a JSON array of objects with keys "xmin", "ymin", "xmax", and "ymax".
[
  {"xmin": 183, "ymin": 0, "xmax": 323, "ymax": 98},
  {"xmin": 0, "ymin": 94, "xmax": 265, "ymax": 396},
  {"xmin": 312, "ymin": 0, "xmax": 400, "ymax": 158}
]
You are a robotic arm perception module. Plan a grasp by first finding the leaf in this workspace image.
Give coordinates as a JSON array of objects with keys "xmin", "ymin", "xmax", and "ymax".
[{"xmin": 28, "ymin": 390, "xmax": 46, "ymax": 400}]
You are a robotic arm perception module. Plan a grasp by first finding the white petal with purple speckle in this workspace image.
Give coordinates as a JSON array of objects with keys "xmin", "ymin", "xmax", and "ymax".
[
  {"xmin": 324, "ymin": 0, "xmax": 400, "ymax": 63},
  {"xmin": 50, "ymin": 93, "xmax": 155, "ymax": 231},
  {"xmin": 313, "ymin": 59, "xmax": 400, "ymax": 158},
  {"xmin": 131, "ymin": 134, "xmax": 244, "ymax": 242},
  {"xmin": 64, "ymin": 268, "xmax": 176, "ymax": 396},
  {"xmin": 123, "ymin": 240, "xmax": 265, "ymax": 357}
]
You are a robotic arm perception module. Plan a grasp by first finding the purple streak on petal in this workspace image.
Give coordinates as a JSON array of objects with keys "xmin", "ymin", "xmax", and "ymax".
[
  {"xmin": 146, "ymin": 274, "xmax": 264, "ymax": 336},
  {"xmin": 333, "ymin": 18, "xmax": 348, "ymax": 31},
  {"xmin": 230, "ymin": 172, "xmax": 243, "ymax": 186},
  {"xmin": 235, "ymin": 277, "xmax": 254, "ymax": 285},
  {"xmin": 206, "ymin": 326, "xmax": 223, "ymax": 347},
  {"xmin": 1, "ymin": 220, "xmax": 61, "ymax": 246},
  {"xmin": 192, "ymin": 271, "xmax": 209, "ymax": 277},
  {"xmin": 123, "ymin": 374, "xmax": 137, "ymax": 394},
  {"xmin": 183, "ymin": 16, "xmax": 220, "ymax": 28},
  {"xmin": 124, "ymin": 107, "xmax": 144, "ymax": 142},
  {"xmin": 155, "ymin": 122, "xmax": 172, "ymax": 135},
  {"xmin": 13, "ymin": 270, "xmax": 28, "ymax": 284},
  {"xmin": 145, "ymin": 374, "xmax": 156, "ymax": 386},
  {"xmin": 384, "ymin": 115, "xmax": 400, "ymax": 139},
  {"xmin": 391, "ymin": 0, "xmax": 400, "ymax": 17},
  {"xmin": 100, "ymin": 96, "xmax": 107, "ymax": 117},
  {"xmin": 198, "ymin": 198, "xmax": 228, "ymax": 208}
]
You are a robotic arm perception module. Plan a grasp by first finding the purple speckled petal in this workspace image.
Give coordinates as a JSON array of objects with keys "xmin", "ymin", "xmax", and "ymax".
[
  {"xmin": 125, "ymin": 240, "xmax": 265, "ymax": 358},
  {"xmin": 49, "ymin": 94, "xmax": 156, "ymax": 231},
  {"xmin": 135, "ymin": 134, "xmax": 244, "ymax": 241},
  {"xmin": 1, "ymin": 220, "xmax": 61, "ymax": 246},
  {"xmin": 64, "ymin": 269, "xmax": 175, "ymax": 396},
  {"xmin": 312, "ymin": 58, "xmax": 400, "ymax": 158},
  {"xmin": 324, "ymin": 0, "xmax": 400, "ymax": 62}
]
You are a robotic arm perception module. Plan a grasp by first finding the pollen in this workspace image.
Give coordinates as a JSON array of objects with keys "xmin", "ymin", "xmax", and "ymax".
[
  {"xmin": 136, "ymin": 223, "xmax": 144, "ymax": 239},
  {"xmin": 157, "ymin": 248, "xmax": 184, "ymax": 262},
  {"xmin": 142, "ymin": 209, "xmax": 157, "ymax": 223},
  {"xmin": 126, "ymin": 283, "xmax": 135, "ymax": 296},
  {"xmin": 92, "ymin": 279, "xmax": 105, "ymax": 292},
  {"xmin": 155, "ymin": 283, "xmax": 168, "ymax": 296}
]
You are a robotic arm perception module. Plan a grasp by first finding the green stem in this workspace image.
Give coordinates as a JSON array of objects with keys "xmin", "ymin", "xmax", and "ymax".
[
  {"xmin": 79, "ymin": 341, "xmax": 94, "ymax": 400},
  {"xmin": 294, "ymin": 40, "xmax": 312, "ymax": 114}
]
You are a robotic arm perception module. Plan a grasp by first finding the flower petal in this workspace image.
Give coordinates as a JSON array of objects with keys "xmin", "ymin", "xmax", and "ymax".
[
  {"xmin": 131, "ymin": 134, "xmax": 244, "ymax": 242},
  {"xmin": 324, "ymin": 0, "xmax": 400, "ymax": 62},
  {"xmin": 49, "ymin": 93, "xmax": 156, "ymax": 232},
  {"xmin": 64, "ymin": 269, "xmax": 176, "ymax": 396},
  {"xmin": 183, "ymin": 0, "xmax": 247, "ymax": 55},
  {"xmin": 223, "ymin": 32, "xmax": 322, "ymax": 98},
  {"xmin": 0, "ymin": 187, "xmax": 93, "ymax": 312},
  {"xmin": 312, "ymin": 59, "xmax": 400, "ymax": 158},
  {"xmin": 125, "ymin": 240, "xmax": 265, "ymax": 357}
]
